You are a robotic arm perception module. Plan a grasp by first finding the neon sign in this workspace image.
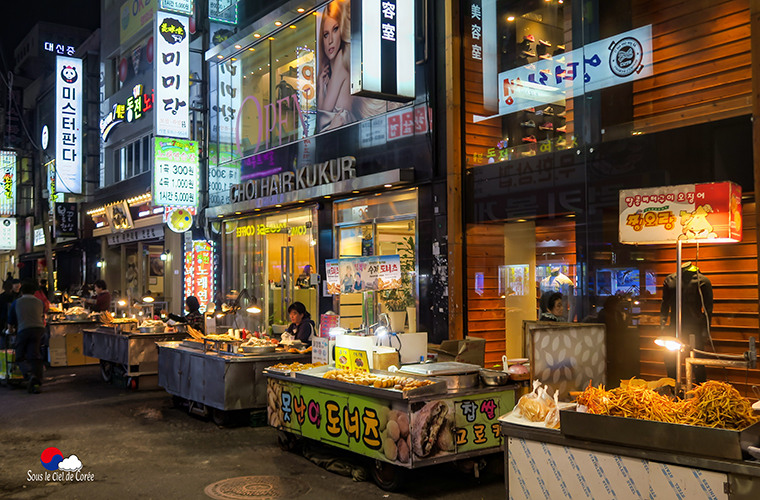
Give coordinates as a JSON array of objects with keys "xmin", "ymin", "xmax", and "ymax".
[{"xmin": 100, "ymin": 84, "xmax": 155, "ymax": 141}]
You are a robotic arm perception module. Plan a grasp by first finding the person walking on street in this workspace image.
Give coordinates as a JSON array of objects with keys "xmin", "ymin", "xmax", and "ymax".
[{"xmin": 8, "ymin": 282, "xmax": 45, "ymax": 393}]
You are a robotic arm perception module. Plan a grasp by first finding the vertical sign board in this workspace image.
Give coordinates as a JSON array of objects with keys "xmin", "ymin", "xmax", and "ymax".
[
  {"xmin": 183, "ymin": 240, "xmax": 214, "ymax": 313},
  {"xmin": 0, "ymin": 217, "xmax": 16, "ymax": 250},
  {"xmin": 54, "ymin": 202, "xmax": 78, "ymax": 239},
  {"xmin": 55, "ymin": 56, "xmax": 82, "ymax": 194},
  {"xmin": 155, "ymin": 11, "xmax": 190, "ymax": 139},
  {"xmin": 0, "ymin": 151, "xmax": 16, "ymax": 215},
  {"xmin": 154, "ymin": 137, "xmax": 199, "ymax": 207},
  {"xmin": 351, "ymin": 0, "xmax": 415, "ymax": 101}
]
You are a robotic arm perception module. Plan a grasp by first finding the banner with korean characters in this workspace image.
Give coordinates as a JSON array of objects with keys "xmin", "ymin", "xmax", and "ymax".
[
  {"xmin": 325, "ymin": 255, "xmax": 401, "ymax": 294},
  {"xmin": 0, "ymin": 151, "xmax": 16, "ymax": 215},
  {"xmin": 619, "ymin": 181, "xmax": 742, "ymax": 245},
  {"xmin": 484, "ymin": 25, "xmax": 653, "ymax": 122},
  {"xmin": 55, "ymin": 56, "xmax": 82, "ymax": 193},
  {"xmin": 154, "ymin": 137, "xmax": 199, "ymax": 207},
  {"xmin": 54, "ymin": 202, "xmax": 78, "ymax": 239},
  {"xmin": 155, "ymin": 11, "xmax": 189, "ymax": 138},
  {"xmin": 183, "ymin": 240, "xmax": 213, "ymax": 313},
  {"xmin": 0, "ymin": 217, "xmax": 16, "ymax": 250},
  {"xmin": 266, "ymin": 377, "xmax": 514, "ymax": 466}
]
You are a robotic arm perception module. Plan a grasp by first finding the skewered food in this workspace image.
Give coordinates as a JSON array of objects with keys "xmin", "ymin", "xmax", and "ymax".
[{"xmin": 322, "ymin": 369, "xmax": 435, "ymax": 391}]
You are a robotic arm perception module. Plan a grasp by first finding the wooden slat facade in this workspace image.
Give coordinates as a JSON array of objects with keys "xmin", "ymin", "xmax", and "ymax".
[{"xmin": 632, "ymin": 0, "xmax": 751, "ymax": 133}]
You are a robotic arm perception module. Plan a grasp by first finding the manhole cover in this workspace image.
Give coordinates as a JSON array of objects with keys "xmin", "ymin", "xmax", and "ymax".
[{"xmin": 204, "ymin": 475, "xmax": 310, "ymax": 500}]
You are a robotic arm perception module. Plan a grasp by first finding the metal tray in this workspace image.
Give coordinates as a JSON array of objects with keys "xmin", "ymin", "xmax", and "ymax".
[
  {"xmin": 399, "ymin": 362, "xmax": 481, "ymax": 376},
  {"xmin": 294, "ymin": 365, "xmax": 447, "ymax": 400},
  {"xmin": 560, "ymin": 408, "xmax": 760, "ymax": 461},
  {"xmin": 241, "ymin": 344, "xmax": 276, "ymax": 354}
]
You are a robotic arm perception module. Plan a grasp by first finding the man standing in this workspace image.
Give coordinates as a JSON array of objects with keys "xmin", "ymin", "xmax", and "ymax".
[{"xmin": 9, "ymin": 282, "xmax": 45, "ymax": 393}]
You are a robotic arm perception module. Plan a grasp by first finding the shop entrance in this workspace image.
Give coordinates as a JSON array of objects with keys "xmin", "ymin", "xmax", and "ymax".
[
  {"xmin": 334, "ymin": 189, "xmax": 419, "ymax": 331},
  {"xmin": 222, "ymin": 207, "xmax": 318, "ymax": 334}
]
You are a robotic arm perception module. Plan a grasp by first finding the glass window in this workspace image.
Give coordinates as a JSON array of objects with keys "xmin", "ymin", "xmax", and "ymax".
[
  {"xmin": 221, "ymin": 207, "xmax": 318, "ymax": 333},
  {"xmin": 334, "ymin": 190, "xmax": 419, "ymax": 331}
]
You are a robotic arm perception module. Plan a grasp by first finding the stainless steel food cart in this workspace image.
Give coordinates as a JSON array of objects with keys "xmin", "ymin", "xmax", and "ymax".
[
  {"xmin": 500, "ymin": 410, "xmax": 760, "ymax": 499},
  {"xmin": 156, "ymin": 341, "xmax": 311, "ymax": 425},
  {"xmin": 266, "ymin": 365, "xmax": 518, "ymax": 490},
  {"xmin": 83, "ymin": 327, "xmax": 186, "ymax": 389}
]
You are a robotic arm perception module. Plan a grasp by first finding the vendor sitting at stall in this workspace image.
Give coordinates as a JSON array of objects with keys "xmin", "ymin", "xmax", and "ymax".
[
  {"xmin": 86, "ymin": 280, "xmax": 112, "ymax": 312},
  {"xmin": 286, "ymin": 302, "xmax": 315, "ymax": 346},
  {"xmin": 168, "ymin": 295, "xmax": 205, "ymax": 334}
]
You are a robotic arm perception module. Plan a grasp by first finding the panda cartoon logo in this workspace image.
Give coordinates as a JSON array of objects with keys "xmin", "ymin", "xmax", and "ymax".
[{"xmin": 61, "ymin": 65, "xmax": 78, "ymax": 84}]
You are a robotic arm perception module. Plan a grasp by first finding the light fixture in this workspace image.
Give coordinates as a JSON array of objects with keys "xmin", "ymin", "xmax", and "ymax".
[
  {"xmin": 384, "ymin": 184, "xmax": 392, "ymax": 188},
  {"xmin": 160, "ymin": 251, "xmax": 169, "ymax": 261},
  {"xmin": 507, "ymin": 16, "xmax": 515, "ymax": 21},
  {"xmin": 269, "ymin": 37, "xmax": 275, "ymax": 40},
  {"xmin": 297, "ymin": 8, "xmax": 305, "ymax": 13},
  {"xmin": 654, "ymin": 336, "xmax": 685, "ymax": 352},
  {"xmin": 254, "ymin": 33, "xmax": 261, "ymax": 38},
  {"xmin": 142, "ymin": 292, "xmax": 155, "ymax": 303},
  {"xmin": 248, "ymin": 47, "xmax": 255, "ymax": 51},
  {"xmin": 217, "ymin": 55, "xmax": 223, "ymax": 59},
  {"xmin": 289, "ymin": 25, "xmax": 296, "ymax": 29},
  {"xmin": 96, "ymin": 259, "xmax": 105, "ymax": 268},
  {"xmin": 117, "ymin": 299, "xmax": 127, "ymax": 307},
  {"xmin": 234, "ymin": 44, "xmax": 241, "ymax": 49},
  {"xmin": 275, "ymin": 21, "xmax": 282, "ymax": 26}
]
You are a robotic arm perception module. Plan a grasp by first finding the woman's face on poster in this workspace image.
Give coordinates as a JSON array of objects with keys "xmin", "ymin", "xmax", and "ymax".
[{"xmin": 322, "ymin": 14, "xmax": 340, "ymax": 61}]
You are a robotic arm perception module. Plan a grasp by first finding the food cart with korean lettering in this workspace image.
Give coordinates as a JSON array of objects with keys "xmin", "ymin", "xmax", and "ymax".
[{"xmin": 265, "ymin": 365, "xmax": 517, "ymax": 491}]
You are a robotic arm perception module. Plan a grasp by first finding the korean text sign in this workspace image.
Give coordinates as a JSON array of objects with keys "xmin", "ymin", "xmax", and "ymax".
[
  {"xmin": 55, "ymin": 56, "xmax": 82, "ymax": 193},
  {"xmin": 154, "ymin": 137, "xmax": 199, "ymax": 207},
  {"xmin": 619, "ymin": 182, "xmax": 742, "ymax": 244},
  {"xmin": 155, "ymin": 11, "xmax": 189, "ymax": 138},
  {"xmin": 489, "ymin": 25, "xmax": 653, "ymax": 120},
  {"xmin": 0, "ymin": 151, "xmax": 16, "ymax": 215},
  {"xmin": 325, "ymin": 255, "xmax": 402, "ymax": 294},
  {"xmin": 184, "ymin": 240, "xmax": 214, "ymax": 313},
  {"xmin": 54, "ymin": 203, "xmax": 78, "ymax": 239},
  {"xmin": 0, "ymin": 217, "xmax": 16, "ymax": 250}
]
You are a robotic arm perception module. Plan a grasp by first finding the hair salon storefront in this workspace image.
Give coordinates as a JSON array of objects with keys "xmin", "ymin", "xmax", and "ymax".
[
  {"xmin": 461, "ymin": 0, "xmax": 759, "ymax": 391},
  {"xmin": 206, "ymin": 0, "xmax": 444, "ymax": 339}
]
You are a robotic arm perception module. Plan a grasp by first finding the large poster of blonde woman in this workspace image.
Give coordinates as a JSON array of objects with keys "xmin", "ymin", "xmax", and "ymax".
[{"xmin": 316, "ymin": 0, "xmax": 393, "ymax": 132}]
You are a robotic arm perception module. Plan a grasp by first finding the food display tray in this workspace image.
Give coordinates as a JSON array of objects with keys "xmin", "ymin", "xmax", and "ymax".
[
  {"xmin": 399, "ymin": 361, "xmax": 482, "ymax": 376},
  {"xmin": 293, "ymin": 365, "xmax": 447, "ymax": 401},
  {"xmin": 560, "ymin": 408, "xmax": 760, "ymax": 461}
]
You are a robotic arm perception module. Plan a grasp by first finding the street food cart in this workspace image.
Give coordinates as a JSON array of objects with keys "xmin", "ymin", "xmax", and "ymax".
[
  {"xmin": 156, "ymin": 340, "xmax": 311, "ymax": 425},
  {"xmin": 48, "ymin": 319, "xmax": 101, "ymax": 367},
  {"xmin": 265, "ymin": 362, "xmax": 519, "ymax": 490},
  {"xmin": 83, "ymin": 325, "xmax": 185, "ymax": 390}
]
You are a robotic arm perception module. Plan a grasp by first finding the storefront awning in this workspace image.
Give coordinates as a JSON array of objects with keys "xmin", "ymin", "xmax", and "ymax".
[{"xmin": 206, "ymin": 167, "xmax": 414, "ymax": 218}]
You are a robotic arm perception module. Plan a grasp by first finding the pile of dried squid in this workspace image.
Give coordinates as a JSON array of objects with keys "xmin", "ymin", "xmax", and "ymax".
[{"xmin": 575, "ymin": 380, "xmax": 758, "ymax": 430}]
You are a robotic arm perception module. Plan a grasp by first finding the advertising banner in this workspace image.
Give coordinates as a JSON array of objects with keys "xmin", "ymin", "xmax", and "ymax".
[
  {"xmin": 159, "ymin": 0, "xmax": 193, "ymax": 15},
  {"xmin": 0, "ymin": 217, "xmax": 16, "ymax": 250},
  {"xmin": 619, "ymin": 182, "xmax": 742, "ymax": 244},
  {"xmin": 0, "ymin": 151, "xmax": 16, "ymax": 215},
  {"xmin": 184, "ymin": 240, "xmax": 214, "ymax": 313},
  {"xmin": 325, "ymin": 255, "xmax": 401, "ymax": 294},
  {"xmin": 481, "ymin": 25, "xmax": 653, "ymax": 121},
  {"xmin": 155, "ymin": 11, "xmax": 190, "ymax": 138},
  {"xmin": 154, "ymin": 137, "xmax": 199, "ymax": 207},
  {"xmin": 55, "ymin": 56, "xmax": 82, "ymax": 193},
  {"xmin": 121, "ymin": 0, "xmax": 155, "ymax": 44},
  {"xmin": 267, "ymin": 378, "xmax": 512, "ymax": 466}
]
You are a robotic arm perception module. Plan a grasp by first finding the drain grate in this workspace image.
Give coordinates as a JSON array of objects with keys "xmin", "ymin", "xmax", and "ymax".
[{"xmin": 204, "ymin": 475, "xmax": 310, "ymax": 500}]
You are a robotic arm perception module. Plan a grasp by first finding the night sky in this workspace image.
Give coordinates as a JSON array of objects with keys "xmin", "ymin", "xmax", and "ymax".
[{"xmin": 0, "ymin": 0, "xmax": 100, "ymax": 71}]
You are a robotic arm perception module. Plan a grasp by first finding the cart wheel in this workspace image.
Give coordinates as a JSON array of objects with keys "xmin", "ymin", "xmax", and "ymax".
[
  {"xmin": 126, "ymin": 377, "xmax": 138, "ymax": 391},
  {"xmin": 370, "ymin": 460, "xmax": 406, "ymax": 492},
  {"xmin": 276, "ymin": 431, "xmax": 300, "ymax": 452},
  {"xmin": 212, "ymin": 408, "xmax": 231, "ymax": 426},
  {"xmin": 100, "ymin": 361, "xmax": 113, "ymax": 382},
  {"xmin": 172, "ymin": 395, "xmax": 186, "ymax": 409}
]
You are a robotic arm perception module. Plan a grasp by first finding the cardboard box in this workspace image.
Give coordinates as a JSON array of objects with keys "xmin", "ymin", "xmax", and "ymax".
[
  {"xmin": 49, "ymin": 335, "xmax": 67, "ymax": 367},
  {"xmin": 430, "ymin": 337, "xmax": 486, "ymax": 366},
  {"xmin": 65, "ymin": 333, "xmax": 98, "ymax": 366}
]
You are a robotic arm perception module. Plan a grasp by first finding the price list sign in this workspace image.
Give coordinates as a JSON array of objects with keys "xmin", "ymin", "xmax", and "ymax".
[{"xmin": 154, "ymin": 137, "xmax": 199, "ymax": 207}]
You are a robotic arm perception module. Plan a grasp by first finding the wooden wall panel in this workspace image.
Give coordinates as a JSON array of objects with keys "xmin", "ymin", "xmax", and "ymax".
[
  {"xmin": 633, "ymin": 0, "xmax": 751, "ymax": 133},
  {"xmin": 637, "ymin": 202, "xmax": 758, "ymax": 396}
]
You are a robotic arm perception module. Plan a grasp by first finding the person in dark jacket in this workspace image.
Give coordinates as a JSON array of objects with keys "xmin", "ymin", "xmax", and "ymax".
[
  {"xmin": 286, "ymin": 302, "xmax": 315, "ymax": 346},
  {"xmin": 539, "ymin": 291, "xmax": 563, "ymax": 321},
  {"xmin": 8, "ymin": 282, "xmax": 45, "ymax": 393},
  {"xmin": 169, "ymin": 296, "xmax": 205, "ymax": 334}
]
